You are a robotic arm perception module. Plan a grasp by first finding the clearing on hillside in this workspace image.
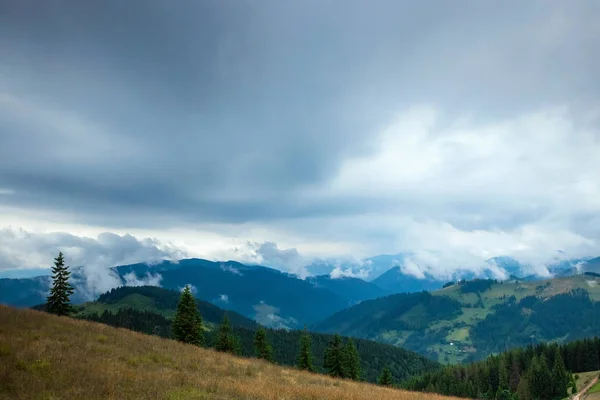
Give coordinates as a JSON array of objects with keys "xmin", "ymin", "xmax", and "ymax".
[{"xmin": 0, "ymin": 305, "xmax": 459, "ymax": 400}]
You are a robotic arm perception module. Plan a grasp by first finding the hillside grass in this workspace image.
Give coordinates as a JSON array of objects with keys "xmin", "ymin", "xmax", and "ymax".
[
  {"xmin": 588, "ymin": 379, "xmax": 600, "ymax": 394},
  {"xmin": 0, "ymin": 305, "xmax": 459, "ymax": 400}
]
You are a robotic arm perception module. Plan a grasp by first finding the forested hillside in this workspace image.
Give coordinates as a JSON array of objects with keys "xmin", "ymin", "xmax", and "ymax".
[
  {"xmin": 314, "ymin": 276, "xmax": 600, "ymax": 363},
  {"xmin": 402, "ymin": 337, "xmax": 600, "ymax": 399}
]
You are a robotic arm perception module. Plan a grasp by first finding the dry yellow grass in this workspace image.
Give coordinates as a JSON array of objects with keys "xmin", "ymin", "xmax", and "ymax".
[{"xmin": 0, "ymin": 305, "xmax": 462, "ymax": 400}]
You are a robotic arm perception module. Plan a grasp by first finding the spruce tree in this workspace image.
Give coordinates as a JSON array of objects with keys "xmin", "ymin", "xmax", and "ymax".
[
  {"xmin": 498, "ymin": 355, "xmax": 510, "ymax": 392},
  {"xmin": 516, "ymin": 374, "xmax": 532, "ymax": 400},
  {"xmin": 342, "ymin": 339, "xmax": 361, "ymax": 381},
  {"xmin": 538, "ymin": 353, "xmax": 553, "ymax": 400},
  {"xmin": 378, "ymin": 366, "xmax": 394, "ymax": 386},
  {"xmin": 46, "ymin": 252, "xmax": 75, "ymax": 316},
  {"xmin": 172, "ymin": 285, "xmax": 204, "ymax": 346},
  {"xmin": 297, "ymin": 326, "xmax": 315, "ymax": 372},
  {"xmin": 215, "ymin": 314, "xmax": 240, "ymax": 354},
  {"xmin": 551, "ymin": 348, "xmax": 569, "ymax": 399},
  {"xmin": 324, "ymin": 333, "xmax": 346, "ymax": 378},
  {"xmin": 253, "ymin": 326, "xmax": 274, "ymax": 362}
]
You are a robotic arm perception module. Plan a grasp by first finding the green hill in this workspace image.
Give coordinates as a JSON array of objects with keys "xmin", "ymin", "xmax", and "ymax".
[
  {"xmin": 313, "ymin": 275, "xmax": 600, "ymax": 364},
  {"xmin": 71, "ymin": 285, "xmax": 259, "ymax": 330}
]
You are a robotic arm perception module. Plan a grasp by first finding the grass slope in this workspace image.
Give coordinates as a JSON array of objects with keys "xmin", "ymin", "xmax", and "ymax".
[{"xmin": 0, "ymin": 305, "xmax": 459, "ymax": 400}]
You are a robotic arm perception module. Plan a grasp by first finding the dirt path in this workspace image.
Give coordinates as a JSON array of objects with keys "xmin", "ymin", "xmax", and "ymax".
[{"xmin": 574, "ymin": 375, "xmax": 599, "ymax": 400}]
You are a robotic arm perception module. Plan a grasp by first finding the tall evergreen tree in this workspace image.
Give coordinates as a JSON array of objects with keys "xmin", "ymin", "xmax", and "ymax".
[
  {"xmin": 46, "ymin": 252, "xmax": 75, "ymax": 316},
  {"xmin": 498, "ymin": 355, "xmax": 510, "ymax": 392},
  {"xmin": 172, "ymin": 285, "xmax": 204, "ymax": 346},
  {"xmin": 342, "ymin": 339, "xmax": 361, "ymax": 381},
  {"xmin": 297, "ymin": 326, "xmax": 315, "ymax": 372},
  {"xmin": 215, "ymin": 314, "xmax": 240, "ymax": 354},
  {"xmin": 508, "ymin": 359, "xmax": 521, "ymax": 393},
  {"xmin": 253, "ymin": 326, "xmax": 274, "ymax": 362},
  {"xmin": 324, "ymin": 333, "xmax": 346, "ymax": 378},
  {"xmin": 516, "ymin": 374, "xmax": 532, "ymax": 400},
  {"xmin": 537, "ymin": 353, "xmax": 553, "ymax": 400},
  {"xmin": 551, "ymin": 348, "xmax": 569, "ymax": 399},
  {"xmin": 378, "ymin": 366, "xmax": 394, "ymax": 386}
]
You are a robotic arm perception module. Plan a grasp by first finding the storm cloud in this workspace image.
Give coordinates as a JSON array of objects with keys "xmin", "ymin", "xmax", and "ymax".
[{"xmin": 1, "ymin": 0, "xmax": 599, "ymax": 276}]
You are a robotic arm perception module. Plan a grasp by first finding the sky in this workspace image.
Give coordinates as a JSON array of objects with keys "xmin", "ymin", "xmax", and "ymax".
[{"xmin": 1, "ymin": 0, "xmax": 599, "ymax": 280}]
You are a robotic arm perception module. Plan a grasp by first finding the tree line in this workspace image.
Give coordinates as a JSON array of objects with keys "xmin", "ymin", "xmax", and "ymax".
[{"xmin": 400, "ymin": 337, "xmax": 600, "ymax": 399}]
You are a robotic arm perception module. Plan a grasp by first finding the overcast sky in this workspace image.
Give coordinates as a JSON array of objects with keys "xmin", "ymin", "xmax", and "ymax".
[{"xmin": 1, "ymin": 0, "xmax": 599, "ymax": 279}]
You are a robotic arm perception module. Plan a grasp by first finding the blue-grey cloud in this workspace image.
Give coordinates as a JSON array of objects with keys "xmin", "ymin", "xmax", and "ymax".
[{"xmin": 0, "ymin": 0, "xmax": 599, "ymax": 270}]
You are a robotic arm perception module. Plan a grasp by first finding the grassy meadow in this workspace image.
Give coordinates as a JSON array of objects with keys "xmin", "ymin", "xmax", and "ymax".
[{"xmin": 0, "ymin": 305, "xmax": 460, "ymax": 400}]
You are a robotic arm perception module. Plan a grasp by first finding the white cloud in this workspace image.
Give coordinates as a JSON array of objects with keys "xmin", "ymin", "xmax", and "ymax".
[
  {"xmin": 329, "ymin": 265, "xmax": 369, "ymax": 279},
  {"xmin": 253, "ymin": 301, "xmax": 298, "ymax": 330},
  {"xmin": 399, "ymin": 258, "xmax": 426, "ymax": 279},
  {"xmin": 179, "ymin": 284, "xmax": 198, "ymax": 295},
  {"xmin": 220, "ymin": 263, "xmax": 242, "ymax": 276},
  {"xmin": 123, "ymin": 271, "xmax": 162, "ymax": 287},
  {"xmin": 219, "ymin": 294, "xmax": 229, "ymax": 303},
  {"xmin": 0, "ymin": 228, "xmax": 185, "ymax": 271}
]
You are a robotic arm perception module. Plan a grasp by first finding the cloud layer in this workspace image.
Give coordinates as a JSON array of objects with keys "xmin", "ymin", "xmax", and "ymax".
[{"xmin": 0, "ymin": 1, "xmax": 599, "ymax": 277}]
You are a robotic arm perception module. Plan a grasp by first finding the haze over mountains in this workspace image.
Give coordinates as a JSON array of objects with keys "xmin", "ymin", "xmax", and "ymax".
[{"xmin": 2, "ymin": 255, "xmax": 599, "ymax": 330}]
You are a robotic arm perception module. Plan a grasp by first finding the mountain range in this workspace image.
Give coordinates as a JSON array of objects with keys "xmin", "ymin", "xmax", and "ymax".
[{"xmin": 2, "ymin": 255, "xmax": 599, "ymax": 328}]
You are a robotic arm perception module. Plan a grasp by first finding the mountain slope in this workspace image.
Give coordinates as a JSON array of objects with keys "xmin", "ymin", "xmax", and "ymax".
[
  {"xmin": 582, "ymin": 257, "xmax": 600, "ymax": 273},
  {"xmin": 0, "ymin": 305, "xmax": 459, "ymax": 400},
  {"xmin": 314, "ymin": 275, "xmax": 600, "ymax": 364},
  {"xmin": 372, "ymin": 266, "xmax": 444, "ymax": 294},
  {"xmin": 306, "ymin": 275, "xmax": 388, "ymax": 303},
  {"xmin": 154, "ymin": 259, "xmax": 350, "ymax": 328},
  {"xmin": 0, "ymin": 275, "xmax": 51, "ymax": 307}
]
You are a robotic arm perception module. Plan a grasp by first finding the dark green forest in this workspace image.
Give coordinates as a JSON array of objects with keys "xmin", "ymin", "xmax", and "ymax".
[
  {"xmin": 468, "ymin": 288, "xmax": 600, "ymax": 361},
  {"xmin": 402, "ymin": 337, "xmax": 600, "ymax": 399}
]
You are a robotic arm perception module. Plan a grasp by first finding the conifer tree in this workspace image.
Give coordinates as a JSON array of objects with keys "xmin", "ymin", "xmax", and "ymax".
[
  {"xmin": 516, "ymin": 374, "xmax": 532, "ymax": 400},
  {"xmin": 324, "ymin": 333, "xmax": 346, "ymax": 378},
  {"xmin": 297, "ymin": 326, "xmax": 315, "ymax": 372},
  {"xmin": 538, "ymin": 353, "xmax": 553, "ymax": 399},
  {"xmin": 172, "ymin": 285, "xmax": 204, "ymax": 346},
  {"xmin": 498, "ymin": 355, "xmax": 510, "ymax": 392},
  {"xmin": 342, "ymin": 339, "xmax": 361, "ymax": 381},
  {"xmin": 509, "ymin": 359, "xmax": 521, "ymax": 393},
  {"xmin": 215, "ymin": 314, "xmax": 240, "ymax": 354},
  {"xmin": 378, "ymin": 365, "xmax": 394, "ymax": 386},
  {"xmin": 253, "ymin": 326, "xmax": 274, "ymax": 362},
  {"xmin": 551, "ymin": 348, "xmax": 569, "ymax": 398},
  {"xmin": 231, "ymin": 333, "xmax": 242, "ymax": 356},
  {"xmin": 46, "ymin": 252, "xmax": 75, "ymax": 316}
]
